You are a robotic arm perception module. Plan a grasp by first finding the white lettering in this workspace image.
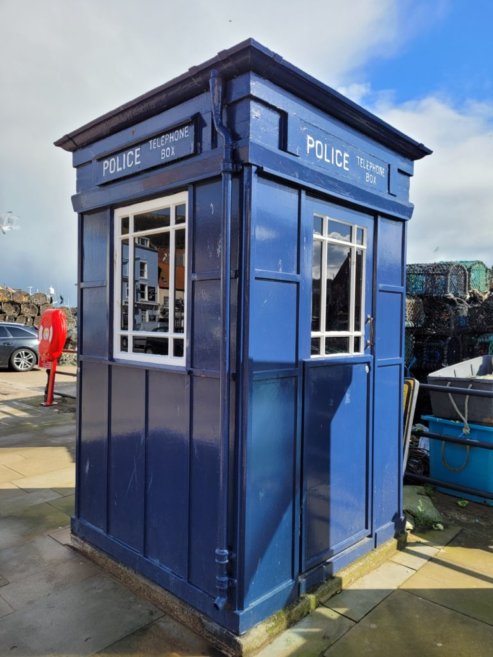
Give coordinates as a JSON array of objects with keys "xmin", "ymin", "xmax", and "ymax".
[
  {"xmin": 149, "ymin": 126, "xmax": 191, "ymax": 150},
  {"xmin": 356, "ymin": 155, "xmax": 385, "ymax": 178},
  {"xmin": 161, "ymin": 145, "xmax": 176, "ymax": 160},
  {"xmin": 102, "ymin": 147, "xmax": 142, "ymax": 177},
  {"xmin": 306, "ymin": 134, "xmax": 350, "ymax": 171}
]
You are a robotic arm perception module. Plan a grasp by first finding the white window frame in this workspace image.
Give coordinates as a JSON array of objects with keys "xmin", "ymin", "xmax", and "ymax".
[
  {"xmin": 113, "ymin": 191, "xmax": 188, "ymax": 366},
  {"xmin": 311, "ymin": 213, "xmax": 366, "ymax": 357}
]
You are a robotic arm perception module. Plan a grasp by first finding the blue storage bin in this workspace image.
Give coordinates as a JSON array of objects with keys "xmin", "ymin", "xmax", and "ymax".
[{"xmin": 424, "ymin": 415, "xmax": 493, "ymax": 506}]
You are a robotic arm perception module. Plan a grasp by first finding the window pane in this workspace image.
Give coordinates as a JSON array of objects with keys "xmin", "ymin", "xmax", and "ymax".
[
  {"xmin": 132, "ymin": 336, "xmax": 168, "ymax": 355},
  {"xmin": 356, "ymin": 227, "xmax": 364, "ymax": 245},
  {"xmin": 175, "ymin": 204, "xmax": 186, "ymax": 224},
  {"xmin": 354, "ymin": 337, "xmax": 363, "ymax": 353},
  {"xmin": 326, "ymin": 244, "xmax": 350, "ymax": 332},
  {"xmin": 325, "ymin": 337, "xmax": 349, "ymax": 354},
  {"xmin": 134, "ymin": 207, "xmax": 170, "ymax": 232},
  {"xmin": 313, "ymin": 216, "xmax": 323, "ymax": 236},
  {"xmin": 7, "ymin": 327, "xmax": 34, "ymax": 337},
  {"xmin": 354, "ymin": 248, "xmax": 364, "ymax": 332},
  {"xmin": 312, "ymin": 240, "xmax": 322, "ymax": 332},
  {"xmin": 174, "ymin": 228, "xmax": 186, "ymax": 333},
  {"xmin": 157, "ymin": 232, "xmax": 170, "ymax": 332},
  {"xmin": 328, "ymin": 220, "xmax": 351, "ymax": 241},
  {"xmin": 310, "ymin": 338, "xmax": 321, "ymax": 355},
  {"xmin": 133, "ymin": 234, "xmax": 166, "ymax": 332},
  {"xmin": 121, "ymin": 240, "xmax": 129, "ymax": 330},
  {"xmin": 115, "ymin": 194, "xmax": 187, "ymax": 363}
]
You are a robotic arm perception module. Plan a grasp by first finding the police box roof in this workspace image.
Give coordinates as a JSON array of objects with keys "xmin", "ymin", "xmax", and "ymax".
[{"xmin": 55, "ymin": 39, "xmax": 431, "ymax": 161}]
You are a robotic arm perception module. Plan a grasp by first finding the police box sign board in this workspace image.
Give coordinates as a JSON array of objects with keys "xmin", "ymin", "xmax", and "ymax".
[
  {"xmin": 288, "ymin": 119, "xmax": 388, "ymax": 194},
  {"xmin": 96, "ymin": 122, "xmax": 195, "ymax": 184}
]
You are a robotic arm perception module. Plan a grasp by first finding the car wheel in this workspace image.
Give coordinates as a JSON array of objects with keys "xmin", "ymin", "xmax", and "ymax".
[{"xmin": 10, "ymin": 348, "xmax": 37, "ymax": 372}]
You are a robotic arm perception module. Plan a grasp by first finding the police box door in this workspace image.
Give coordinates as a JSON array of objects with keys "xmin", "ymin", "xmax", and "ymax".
[{"xmin": 301, "ymin": 197, "xmax": 374, "ymax": 575}]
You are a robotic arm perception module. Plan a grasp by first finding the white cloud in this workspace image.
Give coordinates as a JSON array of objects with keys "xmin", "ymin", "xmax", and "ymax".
[
  {"xmin": 0, "ymin": 0, "xmax": 488, "ymax": 298},
  {"xmin": 0, "ymin": 0, "xmax": 413, "ymax": 294},
  {"xmin": 373, "ymin": 96, "xmax": 493, "ymax": 266}
]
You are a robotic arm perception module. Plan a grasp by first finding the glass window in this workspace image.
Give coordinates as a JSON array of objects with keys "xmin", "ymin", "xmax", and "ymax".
[
  {"xmin": 114, "ymin": 191, "xmax": 188, "ymax": 365},
  {"xmin": 311, "ymin": 215, "xmax": 366, "ymax": 357},
  {"xmin": 8, "ymin": 326, "xmax": 37, "ymax": 338}
]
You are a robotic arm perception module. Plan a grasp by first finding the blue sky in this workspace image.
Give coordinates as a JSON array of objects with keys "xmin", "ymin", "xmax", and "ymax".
[
  {"xmin": 367, "ymin": 1, "xmax": 493, "ymax": 104},
  {"xmin": 0, "ymin": 0, "xmax": 492, "ymax": 300}
]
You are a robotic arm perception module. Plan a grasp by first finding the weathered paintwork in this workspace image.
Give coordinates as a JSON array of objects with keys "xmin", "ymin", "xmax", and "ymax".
[{"xmin": 57, "ymin": 40, "xmax": 430, "ymax": 634}]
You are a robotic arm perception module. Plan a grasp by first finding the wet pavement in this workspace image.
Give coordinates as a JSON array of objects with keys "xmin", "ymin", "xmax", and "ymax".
[{"xmin": 0, "ymin": 367, "xmax": 492, "ymax": 656}]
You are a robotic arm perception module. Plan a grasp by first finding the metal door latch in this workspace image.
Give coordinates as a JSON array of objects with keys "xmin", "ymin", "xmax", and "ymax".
[{"xmin": 366, "ymin": 315, "xmax": 375, "ymax": 349}]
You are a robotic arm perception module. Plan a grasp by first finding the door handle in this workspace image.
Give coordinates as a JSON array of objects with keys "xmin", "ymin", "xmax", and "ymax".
[{"xmin": 365, "ymin": 315, "xmax": 374, "ymax": 349}]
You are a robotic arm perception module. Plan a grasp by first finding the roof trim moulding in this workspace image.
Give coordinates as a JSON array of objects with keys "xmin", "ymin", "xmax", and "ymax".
[{"xmin": 55, "ymin": 39, "xmax": 431, "ymax": 161}]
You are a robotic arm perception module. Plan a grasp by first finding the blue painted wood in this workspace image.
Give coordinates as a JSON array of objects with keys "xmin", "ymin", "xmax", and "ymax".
[
  {"xmin": 189, "ymin": 375, "xmax": 221, "ymax": 596},
  {"xmin": 78, "ymin": 361, "xmax": 109, "ymax": 531},
  {"xmin": 81, "ymin": 286, "xmax": 108, "ymax": 358},
  {"xmin": 372, "ymin": 363, "xmax": 403, "ymax": 533},
  {"xmin": 299, "ymin": 199, "xmax": 374, "ymax": 572},
  {"xmin": 146, "ymin": 371, "xmax": 190, "ymax": 577},
  {"xmin": 377, "ymin": 218, "xmax": 405, "ymax": 286},
  {"xmin": 243, "ymin": 376, "xmax": 298, "ymax": 607},
  {"xmin": 254, "ymin": 177, "xmax": 299, "ymax": 275},
  {"xmin": 81, "ymin": 210, "xmax": 109, "ymax": 282},
  {"xmin": 109, "ymin": 366, "xmax": 146, "ymax": 552},
  {"xmin": 372, "ymin": 216, "xmax": 407, "ymax": 537},
  {"xmin": 193, "ymin": 179, "xmax": 222, "ymax": 274},
  {"xmin": 376, "ymin": 291, "xmax": 404, "ymax": 360},
  {"xmin": 192, "ymin": 280, "xmax": 221, "ymax": 371},
  {"xmin": 250, "ymin": 279, "xmax": 298, "ymax": 370},
  {"xmin": 302, "ymin": 361, "xmax": 371, "ymax": 570}
]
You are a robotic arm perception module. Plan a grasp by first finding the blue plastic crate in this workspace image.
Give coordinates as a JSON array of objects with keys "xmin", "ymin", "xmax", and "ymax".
[{"xmin": 424, "ymin": 415, "xmax": 493, "ymax": 506}]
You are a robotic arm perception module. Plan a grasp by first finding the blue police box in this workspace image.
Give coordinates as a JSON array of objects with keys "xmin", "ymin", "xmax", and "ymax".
[{"xmin": 56, "ymin": 40, "xmax": 430, "ymax": 639}]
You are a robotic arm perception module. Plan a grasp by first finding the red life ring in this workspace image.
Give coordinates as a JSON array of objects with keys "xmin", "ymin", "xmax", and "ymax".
[{"xmin": 38, "ymin": 309, "xmax": 68, "ymax": 367}]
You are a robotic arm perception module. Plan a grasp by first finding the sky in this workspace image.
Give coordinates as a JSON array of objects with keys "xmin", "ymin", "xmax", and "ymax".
[{"xmin": 0, "ymin": 0, "xmax": 492, "ymax": 302}]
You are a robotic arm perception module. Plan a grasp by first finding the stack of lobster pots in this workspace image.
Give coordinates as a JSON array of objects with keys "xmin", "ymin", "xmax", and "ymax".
[
  {"xmin": 0, "ymin": 287, "xmax": 77, "ymax": 352},
  {"xmin": 406, "ymin": 260, "xmax": 493, "ymax": 380}
]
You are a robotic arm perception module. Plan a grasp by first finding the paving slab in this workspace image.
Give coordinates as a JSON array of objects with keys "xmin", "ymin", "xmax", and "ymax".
[
  {"xmin": 0, "ymin": 554, "xmax": 99, "ymax": 610},
  {"xmin": 0, "ymin": 488, "xmax": 62, "ymax": 517},
  {"xmin": 0, "ymin": 501, "xmax": 70, "ymax": 550},
  {"xmin": 254, "ymin": 606, "xmax": 354, "ymax": 657},
  {"xmin": 401, "ymin": 556, "xmax": 493, "ymax": 626},
  {"xmin": 411, "ymin": 524, "xmax": 462, "ymax": 548},
  {"xmin": 12, "ymin": 465, "xmax": 75, "ymax": 491},
  {"xmin": 0, "ymin": 465, "xmax": 20, "ymax": 485},
  {"xmin": 0, "ymin": 535, "xmax": 78, "ymax": 582},
  {"xmin": 0, "ymin": 573, "xmax": 163, "ymax": 656},
  {"xmin": 323, "ymin": 561, "xmax": 415, "ymax": 622},
  {"xmin": 96, "ymin": 615, "xmax": 219, "ymax": 656},
  {"xmin": 0, "ymin": 453, "xmax": 26, "ymax": 466},
  {"xmin": 47, "ymin": 492, "xmax": 74, "ymax": 515},
  {"xmin": 391, "ymin": 540, "xmax": 440, "ymax": 571},
  {"xmin": 0, "ymin": 595, "xmax": 14, "ymax": 619},
  {"xmin": 323, "ymin": 589, "xmax": 493, "ymax": 657},
  {"xmin": 436, "ymin": 530, "xmax": 493, "ymax": 578},
  {"xmin": 3, "ymin": 451, "xmax": 73, "ymax": 477}
]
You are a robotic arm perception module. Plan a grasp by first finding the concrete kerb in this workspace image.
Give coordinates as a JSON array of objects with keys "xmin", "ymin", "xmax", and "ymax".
[{"xmin": 70, "ymin": 533, "xmax": 403, "ymax": 657}]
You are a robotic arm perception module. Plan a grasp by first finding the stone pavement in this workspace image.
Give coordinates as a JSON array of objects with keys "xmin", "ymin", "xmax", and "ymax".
[{"xmin": 1, "ymin": 368, "xmax": 493, "ymax": 656}]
